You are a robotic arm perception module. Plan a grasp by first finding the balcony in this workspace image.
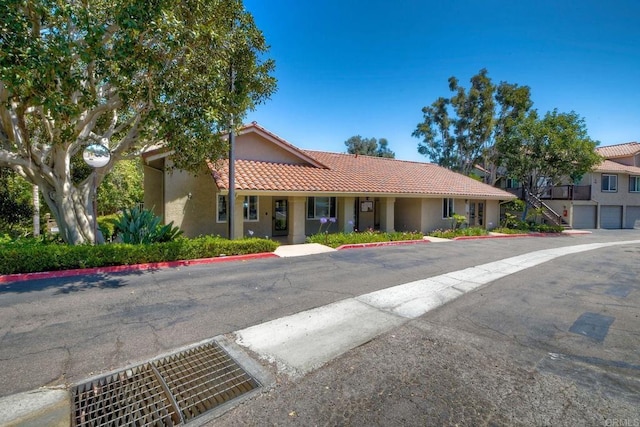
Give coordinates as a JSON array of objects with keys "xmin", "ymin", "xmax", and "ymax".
[{"xmin": 505, "ymin": 185, "xmax": 591, "ymax": 201}]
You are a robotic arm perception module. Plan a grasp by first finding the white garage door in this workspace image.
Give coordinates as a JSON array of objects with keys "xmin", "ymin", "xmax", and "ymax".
[
  {"xmin": 625, "ymin": 206, "xmax": 640, "ymax": 229},
  {"xmin": 572, "ymin": 205, "xmax": 596, "ymax": 229},
  {"xmin": 600, "ymin": 205, "xmax": 622, "ymax": 229}
]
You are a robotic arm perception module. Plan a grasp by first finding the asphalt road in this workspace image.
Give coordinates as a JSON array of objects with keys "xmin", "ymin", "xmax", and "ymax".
[
  {"xmin": 215, "ymin": 232, "xmax": 640, "ymax": 426},
  {"xmin": 0, "ymin": 230, "xmax": 639, "ymax": 425}
]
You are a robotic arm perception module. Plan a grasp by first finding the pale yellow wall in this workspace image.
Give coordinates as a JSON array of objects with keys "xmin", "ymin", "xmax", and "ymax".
[
  {"xmin": 421, "ymin": 198, "xmax": 451, "ymax": 231},
  {"xmin": 244, "ymin": 195, "xmax": 272, "ymax": 238},
  {"xmin": 394, "ymin": 198, "xmax": 422, "ymax": 231},
  {"xmin": 236, "ymin": 133, "xmax": 309, "ymax": 164},
  {"xmin": 143, "ymin": 165, "xmax": 163, "ymax": 218},
  {"xmin": 484, "ymin": 200, "xmax": 500, "ymax": 230},
  {"xmin": 163, "ymin": 166, "xmax": 216, "ymax": 237},
  {"xmin": 379, "ymin": 197, "xmax": 396, "ymax": 232},
  {"xmin": 395, "ymin": 198, "xmax": 451, "ymax": 232}
]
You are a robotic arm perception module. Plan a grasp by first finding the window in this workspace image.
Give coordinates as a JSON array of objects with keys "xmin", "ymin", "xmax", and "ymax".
[
  {"xmin": 217, "ymin": 195, "xmax": 227, "ymax": 222},
  {"xmin": 442, "ymin": 198, "xmax": 454, "ymax": 218},
  {"xmin": 601, "ymin": 174, "xmax": 618, "ymax": 192},
  {"xmin": 307, "ymin": 197, "xmax": 336, "ymax": 219},
  {"xmin": 506, "ymin": 178, "xmax": 519, "ymax": 189},
  {"xmin": 630, "ymin": 176, "xmax": 640, "ymax": 193},
  {"xmin": 216, "ymin": 195, "xmax": 259, "ymax": 222},
  {"xmin": 243, "ymin": 195, "xmax": 259, "ymax": 221}
]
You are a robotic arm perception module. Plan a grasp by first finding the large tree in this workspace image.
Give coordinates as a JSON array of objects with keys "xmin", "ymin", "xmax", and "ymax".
[
  {"xmin": 496, "ymin": 109, "xmax": 601, "ymax": 199},
  {"xmin": 0, "ymin": 0, "xmax": 276, "ymax": 244},
  {"xmin": 344, "ymin": 135, "xmax": 395, "ymax": 158},
  {"xmin": 413, "ymin": 69, "xmax": 537, "ymax": 182},
  {"xmin": 413, "ymin": 69, "xmax": 497, "ymax": 175}
]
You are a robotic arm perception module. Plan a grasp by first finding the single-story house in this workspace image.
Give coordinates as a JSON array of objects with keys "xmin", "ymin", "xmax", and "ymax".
[
  {"xmin": 502, "ymin": 141, "xmax": 640, "ymax": 229},
  {"xmin": 143, "ymin": 122, "xmax": 516, "ymax": 243}
]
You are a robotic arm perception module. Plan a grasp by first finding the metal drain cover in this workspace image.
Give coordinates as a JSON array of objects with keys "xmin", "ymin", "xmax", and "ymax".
[{"xmin": 72, "ymin": 341, "xmax": 260, "ymax": 426}]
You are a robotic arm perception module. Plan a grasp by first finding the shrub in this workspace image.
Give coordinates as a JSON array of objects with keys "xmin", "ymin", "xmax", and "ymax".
[
  {"xmin": 428, "ymin": 227, "xmax": 488, "ymax": 239},
  {"xmin": 306, "ymin": 230, "xmax": 424, "ymax": 248},
  {"xmin": 0, "ymin": 235, "xmax": 279, "ymax": 275},
  {"xmin": 98, "ymin": 214, "xmax": 119, "ymax": 241},
  {"xmin": 114, "ymin": 207, "xmax": 182, "ymax": 244}
]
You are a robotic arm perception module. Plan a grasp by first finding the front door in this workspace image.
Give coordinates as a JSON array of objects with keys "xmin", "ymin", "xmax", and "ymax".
[
  {"xmin": 273, "ymin": 199, "xmax": 288, "ymax": 237},
  {"xmin": 468, "ymin": 201, "xmax": 485, "ymax": 227}
]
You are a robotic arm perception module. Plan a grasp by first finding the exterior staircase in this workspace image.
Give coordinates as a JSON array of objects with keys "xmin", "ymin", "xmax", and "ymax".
[{"xmin": 524, "ymin": 190, "xmax": 571, "ymax": 229}]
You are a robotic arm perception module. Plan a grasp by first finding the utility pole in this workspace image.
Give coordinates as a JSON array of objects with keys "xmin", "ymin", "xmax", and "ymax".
[{"xmin": 228, "ymin": 65, "xmax": 236, "ymax": 240}]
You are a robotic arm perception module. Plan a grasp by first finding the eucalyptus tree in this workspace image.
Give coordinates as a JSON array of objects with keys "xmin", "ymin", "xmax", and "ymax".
[
  {"xmin": 414, "ymin": 68, "xmax": 496, "ymax": 175},
  {"xmin": 344, "ymin": 135, "xmax": 395, "ymax": 158},
  {"xmin": 0, "ymin": 0, "xmax": 276, "ymax": 244}
]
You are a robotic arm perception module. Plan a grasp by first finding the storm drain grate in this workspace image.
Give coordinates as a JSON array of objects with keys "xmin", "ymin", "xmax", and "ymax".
[{"xmin": 72, "ymin": 341, "xmax": 259, "ymax": 426}]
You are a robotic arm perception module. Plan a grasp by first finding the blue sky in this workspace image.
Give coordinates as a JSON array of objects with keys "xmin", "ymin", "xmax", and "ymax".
[{"xmin": 242, "ymin": 0, "xmax": 640, "ymax": 163}]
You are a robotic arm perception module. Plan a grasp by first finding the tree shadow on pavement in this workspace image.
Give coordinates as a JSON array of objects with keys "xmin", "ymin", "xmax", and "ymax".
[{"xmin": 0, "ymin": 268, "xmax": 159, "ymax": 294}]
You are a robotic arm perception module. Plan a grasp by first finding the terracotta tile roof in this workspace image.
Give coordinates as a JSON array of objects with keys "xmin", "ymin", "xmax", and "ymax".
[
  {"xmin": 596, "ymin": 142, "xmax": 640, "ymax": 159},
  {"xmin": 210, "ymin": 151, "xmax": 515, "ymax": 199},
  {"xmin": 595, "ymin": 159, "xmax": 640, "ymax": 175}
]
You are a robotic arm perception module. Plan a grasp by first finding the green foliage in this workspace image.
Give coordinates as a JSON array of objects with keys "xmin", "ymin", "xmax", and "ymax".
[
  {"xmin": 0, "ymin": 235, "xmax": 279, "ymax": 275},
  {"xmin": 97, "ymin": 214, "xmax": 120, "ymax": 241},
  {"xmin": 502, "ymin": 199, "xmax": 525, "ymax": 212},
  {"xmin": 501, "ymin": 212, "xmax": 528, "ymax": 230},
  {"xmin": 0, "ymin": 0, "xmax": 276, "ymax": 244},
  {"xmin": 428, "ymin": 227, "xmax": 487, "ymax": 239},
  {"xmin": 413, "ymin": 68, "xmax": 504, "ymax": 175},
  {"xmin": 97, "ymin": 160, "xmax": 144, "ymax": 215},
  {"xmin": 495, "ymin": 109, "xmax": 601, "ymax": 198},
  {"xmin": 0, "ymin": 168, "xmax": 33, "ymax": 235},
  {"xmin": 344, "ymin": 136, "xmax": 395, "ymax": 158},
  {"xmin": 450, "ymin": 213, "xmax": 467, "ymax": 230},
  {"xmin": 496, "ymin": 218, "xmax": 563, "ymax": 234},
  {"xmin": 114, "ymin": 207, "xmax": 182, "ymax": 244},
  {"xmin": 530, "ymin": 224, "xmax": 563, "ymax": 233},
  {"xmin": 306, "ymin": 230, "xmax": 424, "ymax": 248}
]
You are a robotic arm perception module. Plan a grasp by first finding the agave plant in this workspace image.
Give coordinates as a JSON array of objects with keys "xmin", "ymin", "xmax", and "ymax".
[{"xmin": 114, "ymin": 207, "xmax": 182, "ymax": 244}]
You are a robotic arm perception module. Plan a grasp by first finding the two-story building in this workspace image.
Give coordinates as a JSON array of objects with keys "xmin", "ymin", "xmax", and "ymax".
[{"xmin": 505, "ymin": 142, "xmax": 640, "ymax": 229}]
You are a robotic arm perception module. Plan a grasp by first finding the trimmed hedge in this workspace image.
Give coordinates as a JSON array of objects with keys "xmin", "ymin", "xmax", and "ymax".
[
  {"xmin": 428, "ymin": 227, "xmax": 488, "ymax": 239},
  {"xmin": 0, "ymin": 236, "xmax": 279, "ymax": 275},
  {"xmin": 306, "ymin": 231, "xmax": 424, "ymax": 249}
]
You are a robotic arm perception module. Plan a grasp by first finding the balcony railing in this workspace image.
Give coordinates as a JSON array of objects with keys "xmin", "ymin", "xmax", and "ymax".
[{"xmin": 505, "ymin": 185, "xmax": 591, "ymax": 201}]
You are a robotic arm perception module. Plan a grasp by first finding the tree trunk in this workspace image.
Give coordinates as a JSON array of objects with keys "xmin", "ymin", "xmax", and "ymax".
[
  {"xmin": 39, "ymin": 175, "xmax": 100, "ymax": 245},
  {"xmin": 32, "ymin": 185, "xmax": 40, "ymax": 237}
]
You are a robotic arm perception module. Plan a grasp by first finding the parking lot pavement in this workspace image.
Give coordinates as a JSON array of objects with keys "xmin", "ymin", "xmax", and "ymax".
[{"xmin": 214, "ymin": 240, "xmax": 640, "ymax": 426}]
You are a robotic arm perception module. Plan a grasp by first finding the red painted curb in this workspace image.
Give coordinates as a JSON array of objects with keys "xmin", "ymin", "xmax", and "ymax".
[
  {"xmin": 0, "ymin": 252, "xmax": 278, "ymax": 284},
  {"xmin": 337, "ymin": 239, "xmax": 429, "ymax": 250},
  {"xmin": 453, "ymin": 233, "xmax": 566, "ymax": 240}
]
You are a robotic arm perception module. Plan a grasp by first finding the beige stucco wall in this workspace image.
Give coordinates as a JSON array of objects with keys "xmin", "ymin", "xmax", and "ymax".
[
  {"xmin": 484, "ymin": 200, "xmax": 500, "ymax": 230},
  {"xmin": 592, "ymin": 172, "xmax": 640, "ymax": 205},
  {"xmin": 143, "ymin": 165, "xmax": 164, "ymax": 219},
  {"xmin": 236, "ymin": 133, "xmax": 309, "ymax": 164},
  {"xmin": 163, "ymin": 166, "xmax": 216, "ymax": 237},
  {"xmin": 394, "ymin": 198, "xmax": 422, "ymax": 231}
]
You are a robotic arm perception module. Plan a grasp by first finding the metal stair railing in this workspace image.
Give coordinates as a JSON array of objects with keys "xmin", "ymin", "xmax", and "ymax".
[{"xmin": 524, "ymin": 189, "xmax": 568, "ymax": 227}]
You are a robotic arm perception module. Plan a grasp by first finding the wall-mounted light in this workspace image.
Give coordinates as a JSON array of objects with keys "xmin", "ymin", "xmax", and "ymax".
[{"xmin": 187, "ymin": 192, "xmax": 193, "ymax": 200}]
